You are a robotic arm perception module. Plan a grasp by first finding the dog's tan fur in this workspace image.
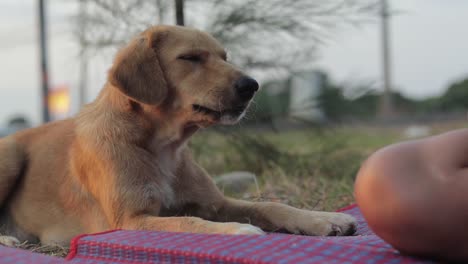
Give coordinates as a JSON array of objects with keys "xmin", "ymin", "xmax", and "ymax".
[{"xmin": 0, "ymin": 25, "xmax": 356, "ymax": 246}]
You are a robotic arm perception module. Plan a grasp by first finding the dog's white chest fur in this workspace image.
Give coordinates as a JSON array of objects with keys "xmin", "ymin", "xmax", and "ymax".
[
  {"xmin": 146, "ymin": 139, "xmax": 183, "ymax": 207},
  {"xmin": 154, "ymin": 148, "xmax": 179, "ymax": 176}
]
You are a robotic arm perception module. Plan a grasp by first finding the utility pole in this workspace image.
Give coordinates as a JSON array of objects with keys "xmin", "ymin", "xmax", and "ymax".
[
  {"xmin": 38, "ymin": 0, "xmax": 50, "ymax": 123},
  {"xmin": 175, "ymin": 0, "xmax": 185, "ymax": 26},
  {"xmin": 379, "ymin": 0, "xmax": 393, "ymax": 120},
  {"xmin": 78, "ymin": 0, "xmax": 88, "ymax": 107}
]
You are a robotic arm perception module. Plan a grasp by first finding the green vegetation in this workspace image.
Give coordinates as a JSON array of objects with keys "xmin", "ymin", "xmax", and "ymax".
[
  {"xmin": 251, "ymin": 74, "xmax": 468, "ymax": 123},
  {"xmin": 191, "ymin": 127, "xmax": 402, "ymax": 211},
  {"xmin": 436, "ymin": 78, "xmax": 468, "ymax": 112},
  {"xmin": 317, "ymin": 75, "xmax": 468, "ymax": 121}
]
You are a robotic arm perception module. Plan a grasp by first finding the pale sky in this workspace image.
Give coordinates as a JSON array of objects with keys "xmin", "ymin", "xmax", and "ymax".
[{"xmin": 1, "ymin": 0, "xmax": 468, "ymax": 125}]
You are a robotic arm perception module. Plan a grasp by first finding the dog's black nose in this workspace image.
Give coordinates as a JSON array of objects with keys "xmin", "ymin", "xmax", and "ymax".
[{"xmin": 235, "ymin": 76, "xmax": 259, "ymax": 100}]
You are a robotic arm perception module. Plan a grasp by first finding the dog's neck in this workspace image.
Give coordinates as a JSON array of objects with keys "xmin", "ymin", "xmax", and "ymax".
[{"xmin": 85, "ymin": 84, "xmax": 199, "ymax": 151}]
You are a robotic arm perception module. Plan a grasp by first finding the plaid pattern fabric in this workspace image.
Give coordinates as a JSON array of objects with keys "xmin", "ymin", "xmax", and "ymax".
[{"xmin": 65, "ymin": 204, "xmax": 435, "ymax": 264}]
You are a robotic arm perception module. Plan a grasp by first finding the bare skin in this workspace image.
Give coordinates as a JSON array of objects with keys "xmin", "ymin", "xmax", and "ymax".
[{"xmin": 355, "ymin": 128, "xmax": 468, "ymax": 262}]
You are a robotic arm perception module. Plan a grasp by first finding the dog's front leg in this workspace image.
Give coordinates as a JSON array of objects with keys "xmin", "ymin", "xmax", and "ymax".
[
  {"xmin": 217, "ymin": 198, "xmax": 357, "ymax": 236},
  {"xmin": 121, "ymin": 215, "xmax": 264, "ymax": 235}
]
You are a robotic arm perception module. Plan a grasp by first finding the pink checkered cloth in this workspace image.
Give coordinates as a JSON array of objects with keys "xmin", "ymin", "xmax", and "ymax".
[
  {"xmin": 0, "ymin": 205, "xmax": 434, "ymax": 263},
  {"xmin": 63, "ymin": 204, "xmax": 434, "ymax": 264}
]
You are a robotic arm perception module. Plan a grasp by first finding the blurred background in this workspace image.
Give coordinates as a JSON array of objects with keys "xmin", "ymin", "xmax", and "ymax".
[{"xmin": 1, "ymin": 0, "xmax": 468, "ymax": 211}]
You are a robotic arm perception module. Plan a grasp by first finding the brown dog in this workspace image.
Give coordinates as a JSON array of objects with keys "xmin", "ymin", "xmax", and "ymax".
[{"xmin": 0, "ymin": 25, "xmax": 356, "ymax": 246}]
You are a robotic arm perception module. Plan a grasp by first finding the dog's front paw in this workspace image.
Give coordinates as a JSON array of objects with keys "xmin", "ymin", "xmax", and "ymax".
[
  {"xmin": 218, "ymin": 222, "xmax": 265, "ymax": 235},
  {"xmin": 0, "ymin": 236, "xmax": 20, "ymax": 247},
  {"xmin": 280, "ymin": 211, "xmax": 357, "ymax": 236},
  {"xmin": 317, "ymin": 212, "xmax": 357, "ymax": 236}
]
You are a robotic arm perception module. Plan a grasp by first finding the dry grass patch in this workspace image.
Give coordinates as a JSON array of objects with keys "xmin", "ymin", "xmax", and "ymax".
[{"xmin": 18, "ymin": 242, "xmax": 69, "ymax": 258}]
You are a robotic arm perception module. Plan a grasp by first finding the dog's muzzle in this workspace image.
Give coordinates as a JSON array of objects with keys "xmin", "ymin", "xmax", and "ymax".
[{"xmin": 192, "ymin": 76, "xmax": 259, "ymax": 125}]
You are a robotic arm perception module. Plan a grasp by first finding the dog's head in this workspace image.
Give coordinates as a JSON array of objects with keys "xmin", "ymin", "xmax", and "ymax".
[{"xmin": 109, "ymin": 25, "xmax": 258, "ymax": 127}]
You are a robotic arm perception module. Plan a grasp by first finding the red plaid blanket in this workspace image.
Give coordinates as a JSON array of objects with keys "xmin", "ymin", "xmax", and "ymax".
[{"xmin": 0, "ymin": 205, "xmax": 434, "ymax": 263}]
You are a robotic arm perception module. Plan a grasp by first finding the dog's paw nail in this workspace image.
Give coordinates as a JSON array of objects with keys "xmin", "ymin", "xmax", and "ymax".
[{"xmin": 328, "ymin": 224, "xmax": 342, "ymax": 236}]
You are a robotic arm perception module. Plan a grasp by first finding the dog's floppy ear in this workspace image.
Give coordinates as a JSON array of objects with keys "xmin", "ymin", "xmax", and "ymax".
[{"xmin": 109, "ymin": 30, "xmax": 168, "ymax": 105}]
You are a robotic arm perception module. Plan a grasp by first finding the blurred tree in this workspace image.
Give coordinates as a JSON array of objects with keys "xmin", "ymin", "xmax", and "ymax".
[
  {"xmin": 348, "ymin": 92, "xmax": 379, "ymax": 119},
  {"xmin": 0, "ymin": 115, "xmax": 32, "ymax": 137},
  {"xmin": 7, "ymin": 116, "xmax": 31, "ymax": 127},
  {"xmin": 316, "ymin": 74, "xmax": 427, "ymax": 121},
  {"xmin": 437, "ymin": 78, "xmax": 468, "ymax": 112},
  {"xmin": 317, "ymin": 76, "xmax": 349, "ymax": 122},
  {"xmin": 193, "ymin": 0, "xmax": 378, "ymax": 75},
  {"xmin": 73, "ymin": 0, "xmax": 378, "ymax": 76}
]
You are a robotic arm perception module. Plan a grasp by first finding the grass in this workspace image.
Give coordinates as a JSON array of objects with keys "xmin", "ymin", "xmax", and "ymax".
[
  {"xmin": 191, "ymin": 126, "xmax": 402, "ymax": 211},
  {"xmin": 18, "ymin": 242, "xmax": 69, "ymax": 258}
]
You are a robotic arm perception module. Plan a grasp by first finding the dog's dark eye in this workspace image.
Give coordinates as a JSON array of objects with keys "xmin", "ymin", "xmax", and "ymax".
[{"xmin": 178, "ymin": 54, "xmax": 202, "ymax": 63}]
